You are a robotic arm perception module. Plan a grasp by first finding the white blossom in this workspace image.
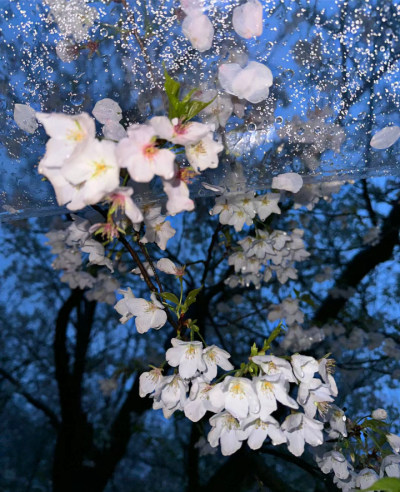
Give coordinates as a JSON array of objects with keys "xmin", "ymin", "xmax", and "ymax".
[
  {"xmin": 184, "ymin": 377, "xmax": 223, "ymax": 422},
  {"xmin": 319, "ymin": 451, "xmax": 352, "ymax": 480},
  {"xmin": 156, "ymin": 258, "xmax": 185, "ymax": 276},
  {"xmin": 237, "ymin": 415, "xmax": 286, "ymax": 449},
  {"xmin": 255, "ymin": 193, "xmax": 281, "ymax": 221},
  {"xmin": 291, "ymin": 355, "xmax": 319, "ymax": 382},
  {"xmin": 114, "ymin": 287, "xmax": 135, "ymax": 324},
  {"xmin": 209, "ymin": 377, "xmax": 260, "ymax": 420},
  {"xmin": 297, "ymin": 378, "xmax": 334, "ymax": 418},
  {"xmin": 150, "ymin": 116, "xmax": 211, "ymax": 146},
  {"xmin": 207, "ymin": 411, "xmax": 242, "ymax": 456},
  {"xmin": 202, "ymin": 345, "xmax": 234, "ymax": 382},
  {"xmin": 166, "ymin": 339, "xmax": 206, "ymax": 379},
  {"xmin": 380, "ymin": 455, "xmax": 400, "ymax": 478},
  {"xmin": 372, "ymin": 408, "xmax": 387, "ymax": 420},
  {"xmin": 186, "ymin": 134, "xmax": 224, "ymax": 173},
  {"xmin": 387, "ymin": 433, "xmax": 400, "ymax": 454},
  {"xmin": 333, "ymin": 472, "xmax": 357, "ymax": 492},
  {"xmin": 281, "ymin": 413, "xmax": 324, "ymax": 456},
  {"xmin": 322, "ymin": 404, "xmax": 347, "ymax": 437},
  {"xmin": 81, "ymin": 239, "xmax": 114, "ymax": 272},
  {"xmin": 232, "ymin": 0, "xmax": 263, "ymax": 39},
  {"xmin": 254, "ymin": 374, "xmax": 298, "ymax": 419},
  {"xmin": 124, "ymin": 293, "xmax": 167, "ymax": 334},
  {"xmin": 116, "ymin": 124, "xmax": 175, "ymax": 182},
  {"xmin": 139, "ymin": 368, "xmax": 164, "ymax": 398},
  {"xmin": 85, "ymin": 273, "xmax": 119, "ymax": 305},
  {"xmin": 158, "ymin": 374, "xmax": 188, "ymax": 410},
  {"xmin": 355, "ymin": 469, "xmax": 379, "ymax": 490},
  {"xmin": 163, "ymin": 177, "xmax": 195, "ymax": 215},
  {"xmin": 252, "ymin": 355, "xmax": 296, "ymax": 383},
  {"xmin": 228, "ymin": 251, "xmax": 247, "ymax": 273},
  {"xmin": 140, "ymin": 216, "xmax": 176, "ymax": 250},
  {"xmin": 61, "ymin": 270, "xmax": 96, "ymax": 290},
  {"xmin": 196, "ymin": 90, "xmax": 233, "ymax": 128},
  {"xmin": 62, "ymin": 139, "xmax": 120, "ymax": 211},
  {"xmin": 268, "ymin": 298, "xmax": 304, "ymax": 326}
]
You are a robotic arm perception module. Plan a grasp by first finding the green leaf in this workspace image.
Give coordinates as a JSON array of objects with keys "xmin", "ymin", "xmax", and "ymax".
[
  {"xmin": 293, "ymin": 288, "xmax": 300, "ymax": 298},
  {"xmin": 185, "ymin": 99, "xmax": 215, "ymax": 122},
  {"xmin": 160, "ymin": 292, "xmax": 180, "ymax": 305},
  {"xmin": 300, "ymin": 293, "xmax": 316, "ymax": 308},
  {"xmin": 360, "ymin": 477, "xmax": 400, "ymax": 492},
  {"xmin": 164, "ymin": 65, "xmax": 180, "ymax": 99},
  {"xmin": 186, "ymin": 286, "xmax": 203, "ymax": 301}
]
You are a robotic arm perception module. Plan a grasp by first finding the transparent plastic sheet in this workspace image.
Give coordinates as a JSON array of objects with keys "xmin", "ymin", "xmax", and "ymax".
[{"xmin": 1, "ymin": 0, "xmax": 400, "ymax": 221}]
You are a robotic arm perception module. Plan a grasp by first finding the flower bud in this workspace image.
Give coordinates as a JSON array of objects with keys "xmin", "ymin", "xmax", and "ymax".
[{"xmin": 372, "ymin": 408, "xmax": 387, "ymax": 420}]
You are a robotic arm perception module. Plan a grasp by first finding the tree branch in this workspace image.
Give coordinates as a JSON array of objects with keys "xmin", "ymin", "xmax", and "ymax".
[
  {"xmin": 313, "ymin": 198, "xmax": 400, "ymax": 326},
  {"xmin": 0, "ymin": 367, "xmax": 60, "ymax": 430}
]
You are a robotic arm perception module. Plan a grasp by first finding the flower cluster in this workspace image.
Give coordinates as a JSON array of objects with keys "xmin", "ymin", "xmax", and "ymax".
[
  {"xmin": 45, "ymin": 212, "xmax": 119, "ymax": 305},
  {"xmin": 140, "ymin": 348, "xmax": 341, "ymax": 458}
]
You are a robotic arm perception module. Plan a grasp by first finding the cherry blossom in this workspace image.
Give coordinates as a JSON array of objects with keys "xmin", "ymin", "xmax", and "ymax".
[
  {"xmin": 202, "ymin": 345, "xmax": 234, "ymax": 382},
  {"xmin": 107, "ymin": 187, "xmax": 144, "ymax": 224},
  {"xmin": 281, "ymin": 413, "xmax": 324, "ymax": 456},
  {"xmin": 163, "ymin": 176, "xmax": 195, "ymax": 215},
  {"xmin": 156, "ymin": 258, "xmax": 186, "ymax": 276},
  {"xmin": 333, "ymin": 472, "xmax": 356, "ymax": 492},
  {"xmin": 228, "ymin": 251, "xmax": 247, "ymax": 273},
  {"xmin": 157, "ymin": 374, "xmax": 188, "ymax": 411},
  {"xmin": 207, "ymin": 411, "xmax": 242, "ymax": 456},
  {"xmin": 237, "ymin": 415, "xmax": 287, "ymax": 449},
  {"xmin": 380, "ymin": 455, "xmax": 400, "ymax": 478},
  {"xmin": 182, "ymin": 12, "xmax": 214, "ymax": 52},
  {"xmin": 253, "ymin": 374, "xmax": 298, "ymax": 419},
  {"xmin": 184, "ymin": 377, "xmax": 223, "ymax": 422},
  {"xmin": 124, "ymin": 293, "xmax": 167, "ymax": 334},
  {"xmin": 272, "ymin": 172, "xmax": 303, "ymax": 193},
  {"xmin": 131, "ymin": 262, "xmax": 155, "ymax": 281},
  {"xmin": 252, "ymin": 355, "xmax": 297, "ymax": 383},
  {"xmin": 139, "ymin": 368, "xmax": 164, "ymax": 398},
  {"xmin": 210, "ymin": 376, "xmax": 260, "ymax": 420},
  {"xmin": 372, "ymin": 408, "xmax": 388, "ymax": 420},
  {"xmin": 297, "ymin": 378, "xmax": 334, "ymax": 418},
  {"xmin": 150, "ymin": 116, "xmax": 211, "ymax": 146},
  {"xmin": 85, "ymin": 273, "xmax": 119, "ymax": 305},
  {"xmin": 355, "ymin": 469, "xmax": 379, "ymax": 489},
  {"xmin": 319, "ymin": 451, "xmax": 352, "ymax": 480},
  {"xmin": 61, "ymin": 139, "xmax": 120, "ymax": 210},
  {"xmin": 140, "ymin": 215, "xmax": 176, "ymax": 250},
  {"xmin": 114, "ymin": 287, "xmax": 135, "ymax": 324},
  {"xmin": 196, "ymin": 89, "xmax": 233, "ymax": 128},
  {"xmin": 268, "ymin": 298, "xmax": 304, "ymax": 326},
  {"xmin": 166, "ymin": 339, "xmax": 206, "ymax": 379},
  {"xmin": 255, "ymin": 192, "xmax": 281, "ymax": 221},
  {"xmin": 387, "ymin": 433, "xmax": 400, "ymax": 454},
  {"xmin": 36, "ymin": 112, "xmax": 95, "ymax": 206},
  {"xmin": 210, "ymin": 196, "xmax": 240, "ymax": 224},
  {"xmin": 185, "ymin": 134, "xmax": 224, "ymax": 173},
  {"xmin": 218, "ymin": 61, "xmax": 273, "ymax": 104},
  {"xmin": 291, "ymin": 355, "xmax": 319, "ymax": 382},
  {"xmin": 228, "ymin": 208, "xmax": 253, "ymax": 232},
  {"xmin": 116, "ymin": 124, "xmax": 175, "ymax": 182},
  {"xmin": 232, "ymin": 0, "xmax": 263, "ymax": 39},
  {"xmin": 81, "ymin": 239, "xmax": 114, "ymax": 272},
  {"xmin": 60, "ymin": 270, "xmax": 96, "ymax": 290}
]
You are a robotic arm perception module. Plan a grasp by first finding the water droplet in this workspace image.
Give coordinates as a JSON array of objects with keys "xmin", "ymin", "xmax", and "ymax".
[
  {"xmin": 247, "ymin": 123, "xmax": 256, "ymax": 131},
  {"xmin": 297, "ymin": 128, "xmax": 305, "ymax": 136},
  {"xmin": 46, "ymin": 66, "xmax": 53, "ymax": 74},
  {"xmin": 70, "ymin": 93, "xmax": 84, "ymax": 106},
  {"xmin": 282, "ymin": 69, "xmax": 294, "ymax": 80},
  {"xmin": 275, "ymin": 116, "xmax": 283, "ymax": 124}
]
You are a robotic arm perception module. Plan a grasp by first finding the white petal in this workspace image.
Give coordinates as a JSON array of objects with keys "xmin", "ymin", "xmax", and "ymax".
[
  {"xmin": 370, "ymin": 126, "xmax": 400, "ymax": 149},
  {"xmin": 14, "ymin": 104, "xmax": 38, "ymax": 134}
]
